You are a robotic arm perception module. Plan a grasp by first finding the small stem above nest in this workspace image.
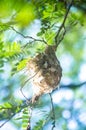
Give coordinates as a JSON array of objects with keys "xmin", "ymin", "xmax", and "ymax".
[{"xmin": 54, "ymin": 0, "xmax": 73, "ymax": 48}]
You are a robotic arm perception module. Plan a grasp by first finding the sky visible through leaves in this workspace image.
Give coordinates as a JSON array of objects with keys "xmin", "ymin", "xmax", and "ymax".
[{"xmin": 0, "ymin": 0, "xmax": 86, "ymax": 130}]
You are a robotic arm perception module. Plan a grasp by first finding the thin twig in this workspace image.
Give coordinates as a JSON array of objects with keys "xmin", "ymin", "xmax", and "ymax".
[
  {"xmin": 49, "ymin": 93, "xmax": 55, "ymax": 130},
  {"xmin": 57, "ymin": 27, "xmax": 66, "ymax": 46},
  {"xmin": 20, "ymin": 70, "xmax": 40, "ymax": 103},
  {"xmin": 21, "ymin": 41, "xmax": 34, "ymax": 48},
  {"xmin": 10, "ymin": 26, "xmax": 47, "ymax": 44},
  {"xmin": 55, "ymin": 0, "xmax": 73, "ymax": 47}
]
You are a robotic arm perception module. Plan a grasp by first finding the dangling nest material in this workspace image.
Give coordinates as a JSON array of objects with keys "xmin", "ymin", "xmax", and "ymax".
[{"xmin": 27, "ymin": 46, "xmax": 62, "ymax": 102}]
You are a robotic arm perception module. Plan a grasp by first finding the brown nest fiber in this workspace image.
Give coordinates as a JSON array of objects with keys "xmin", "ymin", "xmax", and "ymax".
[{"xmin": 27, "ymin": 46, "xmax": 62, "ymax": 102}]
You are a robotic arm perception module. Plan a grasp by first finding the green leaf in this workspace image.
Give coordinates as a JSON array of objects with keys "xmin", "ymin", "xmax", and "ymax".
[
  {"xmin": 33, "ymin": 119, "xmax": 45, "ymax": 130},
  {"xmin": 3, "ymin": 103, "xmax": 12, "ymax": 108},
  {"xmin": 17, "ymin": 59, "xmax": 29, "ymax": 71},
  {"xmin": 22, "ymin": 108, "xmax": 30, "ymax": 130}
]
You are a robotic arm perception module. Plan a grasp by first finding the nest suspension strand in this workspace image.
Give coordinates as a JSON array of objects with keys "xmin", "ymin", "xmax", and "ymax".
[{"xmin": 27, "ymin": 45, "xmax": 62, "ymax": 103}]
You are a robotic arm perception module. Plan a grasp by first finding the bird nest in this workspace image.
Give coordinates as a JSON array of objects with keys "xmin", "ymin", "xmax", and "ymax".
[{"xmin": 27, "ymin": 46, "xmax": 62, "ymax": 102}]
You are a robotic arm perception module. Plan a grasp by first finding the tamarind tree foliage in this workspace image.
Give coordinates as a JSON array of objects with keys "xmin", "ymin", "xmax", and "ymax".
[{"xmin": 0, "ymin": 0, "xmax": 86, "ymax": 130}]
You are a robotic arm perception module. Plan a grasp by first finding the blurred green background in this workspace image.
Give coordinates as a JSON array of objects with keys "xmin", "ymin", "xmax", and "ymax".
[{"xmin": 0, "ymin": 0, "xmax": 86, "ymax": 130}]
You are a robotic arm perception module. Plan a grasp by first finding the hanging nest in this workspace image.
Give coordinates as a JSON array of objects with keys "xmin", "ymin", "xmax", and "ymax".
[{"xmin": 27, "ymin": 46, "xmax": 62, "ymax": 102}]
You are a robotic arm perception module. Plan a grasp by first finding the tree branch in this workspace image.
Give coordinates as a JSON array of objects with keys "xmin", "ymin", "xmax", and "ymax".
[
  {"xmin": 10, "ymin": 26, "xmax": 47, "ymax": 44},
  {"xmin": 60, "ymin": 81, "xmax": 86, "ymax": 89},
  {"xmin": 55, "ymin": 0, "xmax": 73, "ymax": 48},
  {"xmin": 53, "ymin": 81, "xmax": 86, "ymax": 93}
]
